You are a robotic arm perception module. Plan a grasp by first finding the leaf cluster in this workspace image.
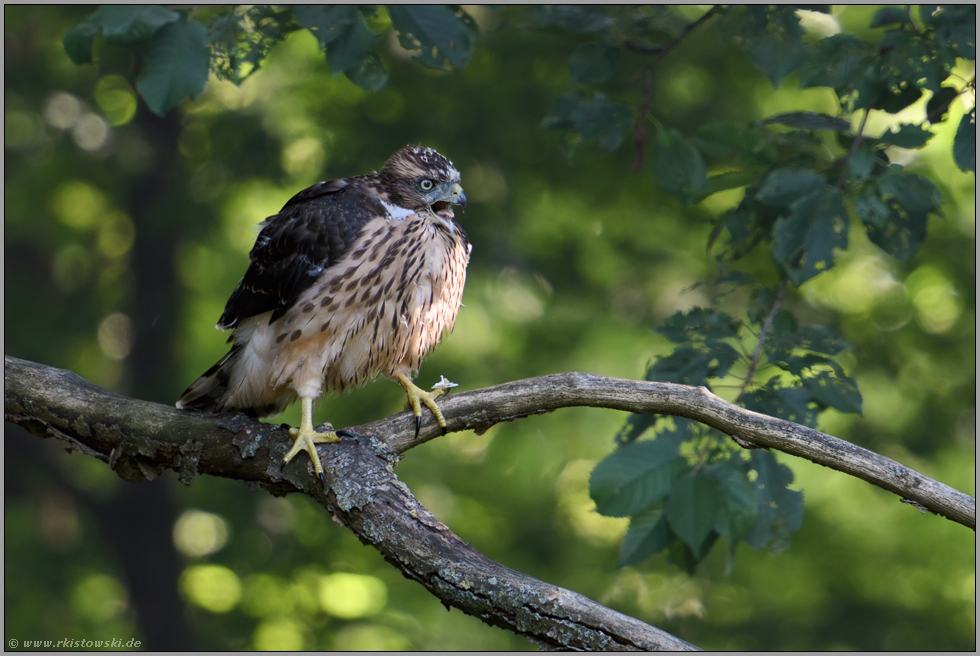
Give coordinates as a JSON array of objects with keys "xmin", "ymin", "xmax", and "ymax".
[{"xmin": 62, "ymin": 5, "xmax": 479, "ymax": 115}]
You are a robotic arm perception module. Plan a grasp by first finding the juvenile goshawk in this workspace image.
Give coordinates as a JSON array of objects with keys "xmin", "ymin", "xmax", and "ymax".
[{"xmin": 177, "ymin": 146, "xmax": 470, "ymax": 480}]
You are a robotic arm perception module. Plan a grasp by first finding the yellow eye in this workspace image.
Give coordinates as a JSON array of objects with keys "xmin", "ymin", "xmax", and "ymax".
[{"xmin": 419, "ymin": 179, "xmax": 434, "ymax": 191}]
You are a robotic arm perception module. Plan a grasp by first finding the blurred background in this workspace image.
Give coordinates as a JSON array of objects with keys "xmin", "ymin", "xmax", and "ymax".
[{"xmin": 5, "ymin": 5, "xmax": 975, "ymax": 650}]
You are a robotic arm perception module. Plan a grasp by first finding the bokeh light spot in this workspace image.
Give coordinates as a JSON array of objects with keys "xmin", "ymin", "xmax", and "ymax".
[
  {"xmin": 318, "ymin": 573, "xmax": 387, "ymax": 619},
  {"xmin": 253, "ymin": 617, "xmax": 306, "ymax": 651},
  {"xmin": 180, "ymin": 564, "xmax": 242, "ymax": 613},
  {"xmin": 44, "ymin": 91, "xmax": 82, "ymax": 130},
  {"xmin": 173, "ymin": 509, "xmax": 230, "ymax": 557},
  {"xmin": 71, "ymin": 573, "xmax": 128, "ymax": 622},
  {"xmin": 95, "ymin": 75, "xmax": 138, "ymax": 126},
  {"xmin": 97, "ymin": 313, "xmax": 134, "ymax": 361},
  {"xmin": 52, "ymin": 181, "xmax": 109, "ymax": 230}
]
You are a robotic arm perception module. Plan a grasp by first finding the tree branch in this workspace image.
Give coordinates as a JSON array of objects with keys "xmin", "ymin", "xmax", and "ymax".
[
  {"xmin": 4, "ymin": 356, "xmax": 699, "ymax": 651},
  {"xmin": 5, "ymin": 355, "xmax": 975, "ymax": 646},
  {"xmin": 630, "ymin": 5, "xmax": 721, "ymax": 169}
]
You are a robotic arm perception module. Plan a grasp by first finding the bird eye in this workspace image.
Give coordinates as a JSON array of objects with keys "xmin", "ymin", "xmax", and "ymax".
[{"xmin": 419, "ymin": 179, "xmax": 434, "ymax": 191}]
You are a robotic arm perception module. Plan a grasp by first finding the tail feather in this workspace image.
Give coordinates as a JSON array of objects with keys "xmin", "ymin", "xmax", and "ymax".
[{"xmin": 176, "ymin": 345, "xmax": 243, "ymax": 413}]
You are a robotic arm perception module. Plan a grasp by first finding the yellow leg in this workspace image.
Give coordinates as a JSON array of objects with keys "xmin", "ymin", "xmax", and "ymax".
[
  {"xmin": 397, "ymin": 373, "xmax": 452, "ymax": 439},
  {"xmin": 283, "ymin": 397, "xmax": 340, "ymax": 482}
]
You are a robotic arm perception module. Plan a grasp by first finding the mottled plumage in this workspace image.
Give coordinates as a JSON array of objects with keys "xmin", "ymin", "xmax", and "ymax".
[{"xmin": 177, "ymin": 146, "xmax": 470, "ymax": 478}]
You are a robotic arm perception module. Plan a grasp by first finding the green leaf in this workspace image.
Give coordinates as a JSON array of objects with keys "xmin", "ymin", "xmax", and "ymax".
[
  {"xmin": 666, "ymin": 473, "xmax": 725, "ymax": 554},
  {"xmin": 590, "ymin": 439, "xmax": 687, "ymax": 517},
  {"xmin": 619, "ymin": 508, "xmax": 674, "ymax": 567},
  {"xmin": 344, "ymin": 52, "xmax": 388, "ymax": 91},
  {"xmin": 853, "ymin": 183, "xmax": 891, "ymax": 229},
  {"xmin": 709, "ymin": 464, "xmax": 759, "ymax": 543},
  {"xmin": 647, "ymin": 342, "xmax": 740, "ymax": 387},
  {"xmin": 878, "ymin": 123, "xmax": 935, "ymax": 149},
  {"xmin": 865, "ymin": 205, "xmax": 929, "ymax": 262},
  {"xmin": 772, "ymin": 187, "xmax": 848, "ymax": 285},
  {"xmin": 62, "ymin": 20, "xmax": 101, "ymax": 64},
  {"xmin": 953, "ymin": 109, "xmax": 976, "ymax": 173},
  {"xmin": 845, "ymin": 143, "xmax": 877, "ymax": 181},
  {"xmin": 293, "ymin": 5, "xmax": 358, "ymax": 48},
  {"xmin": 797, "ymin": 34, "xmax": 869, "ymax": 91},
  {"xmin": 761, "ymin": 111, "xmax": 851, "ymax": 132},
  {"xmin": 756, "ymin": 168, "xmax": 825, "ymax": 207},
  {"xmin": 929, "ymin": 5, "xmax": 975, "ymax": 60},
  {"xmin": 614, "ymin": 412, "xmax": 661, "ymax": 446},
  {"xmin": 926, "ymin": 86, "xmax": 959, "ymax": 124},
  {"xmin": 387, "ymin": 5, "xmax": 478, "ymax": 70},
  {"xmin": 656, "ymin": 308, "xmax": 741, "ymax": 343},
  {"xmin": 745, "ymin": 451, "xmax": 804, "ymax": 552},
  {"xmin": 207, "ymin": 6, "xmax": 294, "ymax": 84},
  {"xmin": 653, "ymin": 129, "xmax": 707, "ymax": 203},
  {"xmin": 93, "ymin": 5, "xmax": 180, "ymax": 45},
  {"xmin": 569, "ymin": 43, "xmax": 620, "ymax": 85},
  {"xmin": 742, "ymin": 378, "xmax": 820, "ymax": 427},
  {"xmin": 698, "ymin": 171, "xmax": 761, "ymax": 201},
  {"xmin": 802, "ymin": 370, "xmax": 863, "ymax": 414},
  {"xmin": 695, "ymin": 122, "xmax": 777, "ymax": 167},
  {"xmin": 527, "ymin": 5, "xmax": 615, "ymax": 33},
  {"xmin": 869, "ymin": 6, "xmax": 909, "ymax": 28},
  {"xmin": 325, "ymin": 14, "xmax": 381, "ymax": 75},
  {"xmin": 877, "ymin": 171, "xmax": 942, "ymax": 215},
  {"xmin": 768, "ymin": 323, "xmax": 849, "ymax": 357},
  {"xmin": 541, "ymin": 91, "xmax": 585, "ymax": 132},
  {"xmin": 571, "ymin": 93, "xmax": 632, "ymax": 150},
  {"xmin": 740, "ymin": 6, "xmax": 807, "ymax": 86},
  {"xmin": 136, "ymin": 19, "xmax": 209, "ymax": 116}
]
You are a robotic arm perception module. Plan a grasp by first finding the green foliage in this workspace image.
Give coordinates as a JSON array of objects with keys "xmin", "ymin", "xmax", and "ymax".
[
  {"xmin": 26, "ymin": 4, "xmax": 975, "ymax": 649},
  {"xmin": 136, "ymin": 19, "xmax": 210, "ymax": 117},
  {"xmin": 387, "ymin": 5, "xmax": 478, "ymax": 70},
  {"xmin": 953, "ymin": 108, "xmax": 976, "ymax": 172},
  {"xmin": 653, "ymin": 129, "xmax": 707, "ymax": 204},
  {"xmin": 62, "ymin": 4, "xmax": 479, "ymax": 109}
]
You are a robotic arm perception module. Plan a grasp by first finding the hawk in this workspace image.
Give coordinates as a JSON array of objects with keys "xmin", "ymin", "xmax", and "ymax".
[{"xmin": 177, "ymin": 146, "xmax": 470, "ymax": 481}]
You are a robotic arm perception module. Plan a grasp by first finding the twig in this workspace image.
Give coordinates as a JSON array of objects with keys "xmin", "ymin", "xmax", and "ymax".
[
  {"xmin": 835, "ymin": 108, "xmax": 870, "ymax": 189},
  {"xmin": 630, "ymin": 5, "xmax": 721, "ymax": 169},
  {"xmin": 736, "ymin": 278, "xmax": 789, "ymax": 403}
]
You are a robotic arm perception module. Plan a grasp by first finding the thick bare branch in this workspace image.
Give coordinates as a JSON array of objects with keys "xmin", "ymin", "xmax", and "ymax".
[
  {"xmin": 368, "ymin": 374, "xmax": 975, "ymax": 530},
  {"xmin": 4, "ymin": 356, "xmax": 698, "ymax": 651}
]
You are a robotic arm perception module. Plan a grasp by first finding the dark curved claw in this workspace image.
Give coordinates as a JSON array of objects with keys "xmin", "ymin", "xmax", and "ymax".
[{"xmin": 414, "ymin": 414, "xmax": 422, "ymax": 440}]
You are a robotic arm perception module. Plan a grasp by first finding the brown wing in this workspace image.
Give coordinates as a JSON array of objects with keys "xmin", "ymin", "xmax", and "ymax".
[{"xmin": 217, "ymin": 177, "xmax": 389, "ymax": 329}]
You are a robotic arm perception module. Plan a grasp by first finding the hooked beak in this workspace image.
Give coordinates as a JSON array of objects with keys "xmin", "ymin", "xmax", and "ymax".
[{"xmin": 451, "ymin": 183, "xmax": 467, "ymax": 212}]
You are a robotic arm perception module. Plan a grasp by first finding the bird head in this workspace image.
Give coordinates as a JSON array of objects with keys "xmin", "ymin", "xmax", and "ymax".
[{"xmin": 381, "ymin": 147, "xmax": 467, "ymax": 226}]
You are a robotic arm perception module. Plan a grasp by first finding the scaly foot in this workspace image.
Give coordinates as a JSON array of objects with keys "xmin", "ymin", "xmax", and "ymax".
[
  {"xmin": 282, "ymin": 397, "xmax": 340, "ymax": 483},
  {"xmin": 398, "ymin": 373, "xmax": 457, "ymax": 439}
]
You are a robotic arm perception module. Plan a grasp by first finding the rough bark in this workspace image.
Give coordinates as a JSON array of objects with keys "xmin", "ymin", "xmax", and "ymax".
[
  {"xmin": 4, "ymin": 356, "xmax": 698, "ymax": 651},
  {"xmin": 5, "ymin": 355, "xmax": 975, "ymax": 648}
]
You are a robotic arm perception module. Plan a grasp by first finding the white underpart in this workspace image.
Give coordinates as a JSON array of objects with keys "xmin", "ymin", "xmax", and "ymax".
[{"xmin": 381, "ymin": 200, "xmax": 415, "ymax": 221}]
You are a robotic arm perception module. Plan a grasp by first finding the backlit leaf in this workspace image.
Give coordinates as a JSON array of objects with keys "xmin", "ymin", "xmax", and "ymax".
[
  {"xmin": 666, "ymin": 473, "xmax": 725, "ymax": 554},
  {"xmin": 590, "ymin": 439, "xmax": 687, "ymax": 517},
  {"xmin": 619, "ymin": 507, "xmax": 674, "ymax": 567},
  {"xmin": 878, "ymin": 123, "xmax": 935, "ymax": 149}
]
